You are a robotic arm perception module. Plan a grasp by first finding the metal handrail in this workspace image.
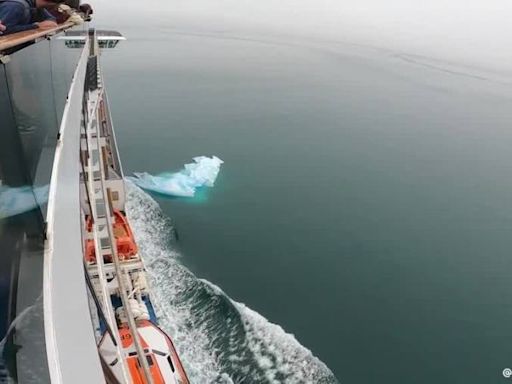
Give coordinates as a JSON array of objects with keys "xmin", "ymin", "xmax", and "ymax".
[{"xmin": 43, "ymin": 36, "xmax": 105, "ymax": 384}]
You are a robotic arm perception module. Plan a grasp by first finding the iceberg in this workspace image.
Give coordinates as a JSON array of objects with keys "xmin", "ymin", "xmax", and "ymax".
[{"xmin": 127, "ymin": 156, "xmax": 224, "ymax": 197}]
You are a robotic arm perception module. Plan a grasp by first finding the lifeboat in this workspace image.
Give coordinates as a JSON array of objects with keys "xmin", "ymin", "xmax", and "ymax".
[
  {"xmin": 85, "ymin": 210, "xmax": 138, "ymax": 263},
  {"xmin": 99, "ymin": 318, "xmax": 189, "ymax": 384}
]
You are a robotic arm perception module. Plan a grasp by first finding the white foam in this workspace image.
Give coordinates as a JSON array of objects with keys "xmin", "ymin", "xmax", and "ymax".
[
  {"xmin": 202, "ymin": 280, "xmax": 337, "ymax": 384},
  {"xmin": 125, "ymin": 181, "xmax": 338, "ymax": 383},
  {"xmin": 126, "ymin": 180, "xmax": 228, "ymax": 382},
  {"xmin": 236, "ymin": 303, "xmax": 336, "ymax": 384}
]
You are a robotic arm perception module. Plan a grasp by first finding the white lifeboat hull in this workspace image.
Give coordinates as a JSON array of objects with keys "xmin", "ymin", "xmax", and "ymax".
[{"xmin": 99, "ymin": 320, "xmax": 189, "ymax": 384}]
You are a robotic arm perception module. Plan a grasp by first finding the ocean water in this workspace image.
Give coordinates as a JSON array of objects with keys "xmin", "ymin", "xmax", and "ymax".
[
  {"xmin": 99, "ymin": 15, "xmax": 512, "ymax": 384},
  {"xmin": 126, "ymin": 181, "xmax": 336, "ymax": 383}
]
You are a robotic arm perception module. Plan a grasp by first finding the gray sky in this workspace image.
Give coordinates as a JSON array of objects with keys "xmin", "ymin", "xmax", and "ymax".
[{"xmin": 92, "ymin": 0, "xmax": 512, "ymax": 74}]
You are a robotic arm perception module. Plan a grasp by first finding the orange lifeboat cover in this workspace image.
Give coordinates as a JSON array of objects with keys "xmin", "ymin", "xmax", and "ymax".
[{"xmin": 84, "ymin": 210, "xmax": 138, "ymax": 263}]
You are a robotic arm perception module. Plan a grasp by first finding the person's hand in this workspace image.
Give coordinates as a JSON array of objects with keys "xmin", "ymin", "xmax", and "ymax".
[
  {"xmin": 0, "ymin": 20, "xmax": 6, "ymax": 34},
  {"xmin": 36, "ymin": 20, "xmax": 58, "ymax": 29}
]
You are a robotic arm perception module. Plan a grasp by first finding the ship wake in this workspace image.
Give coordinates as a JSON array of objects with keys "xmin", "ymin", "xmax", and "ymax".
[{"xmin": 125, "ymin": 181, "xmax": 339, "ymax": 383}]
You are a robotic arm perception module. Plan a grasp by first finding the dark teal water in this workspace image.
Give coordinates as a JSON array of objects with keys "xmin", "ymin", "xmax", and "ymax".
[{"xmin": 100, "ymin": 21, "xmax": 512, "ymax": 384}]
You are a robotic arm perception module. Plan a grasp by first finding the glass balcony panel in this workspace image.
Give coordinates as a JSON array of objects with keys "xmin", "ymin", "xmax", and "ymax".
[
  {"xmin": 5, "ymin": 40, "xmax": 58, "ymax": 220},
  {"xmin": 0, "ymin": 46, "xmax": 51, "ymax": 384}
]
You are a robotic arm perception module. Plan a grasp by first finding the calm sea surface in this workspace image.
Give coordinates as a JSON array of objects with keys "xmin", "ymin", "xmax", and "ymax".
[{"xmin": 100, "ymin": 21, "xmax": 512, "ymax": 383}]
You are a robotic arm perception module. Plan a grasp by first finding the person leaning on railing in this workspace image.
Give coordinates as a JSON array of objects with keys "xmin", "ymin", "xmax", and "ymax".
[
  {"xmin": 50, "ymin": 0, "xmax": 92, "ymax": 23},
  {"xmin": 0, "ymin": 0, "xmax": 66, "ymax": 35},
  {"xmin": 48, "ymin": 0, "xmax": 92, "ymax": 24}
]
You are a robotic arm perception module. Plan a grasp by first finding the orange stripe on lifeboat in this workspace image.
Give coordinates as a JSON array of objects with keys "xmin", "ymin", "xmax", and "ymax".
[{"xmin": 85, "ymin": 210, "xmax": 138, "ymax": 263}]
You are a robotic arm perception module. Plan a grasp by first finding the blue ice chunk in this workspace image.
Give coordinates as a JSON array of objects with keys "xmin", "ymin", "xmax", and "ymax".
[
  {"xmin": 0, "ymin": 185, "xmax": 49, "ymax": 219},
  {"xmin": 127, "ymin": 156, "xmax": 224, "ymax": 197}
]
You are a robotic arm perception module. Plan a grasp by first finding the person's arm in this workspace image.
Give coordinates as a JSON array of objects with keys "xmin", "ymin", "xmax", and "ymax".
[
  {"xmin": 0, "ymin": 4, "xmax": 38, "ymax": 35},
  {"xmin": 0, "ymin": 20, "xmax": 6, "ymax": 35}
]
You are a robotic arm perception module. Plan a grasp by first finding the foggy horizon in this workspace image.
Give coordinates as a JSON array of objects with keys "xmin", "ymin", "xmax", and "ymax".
[{"xmin": 93, "ymin": 0, "xmax": 512, "ymax": 75}]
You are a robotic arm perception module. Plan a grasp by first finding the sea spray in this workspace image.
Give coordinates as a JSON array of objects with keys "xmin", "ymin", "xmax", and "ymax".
[
  {"xmin": 127, "ymin": 156, "xmax": 223, "ymax": 197},
  {"xmin": 125, "ymin": 181, "xmax": 339, "ymax": 383}
]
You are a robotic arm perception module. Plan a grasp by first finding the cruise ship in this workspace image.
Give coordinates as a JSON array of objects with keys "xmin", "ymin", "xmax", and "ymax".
[{"xmin": 0, "ymin": 19, "xmax": 190, "ymax": 384}]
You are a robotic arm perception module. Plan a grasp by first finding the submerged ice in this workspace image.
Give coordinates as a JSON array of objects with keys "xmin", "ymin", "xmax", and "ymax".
[{"xmin": 127, "ymin": 156, "xmax": 223, "ymax": 197}]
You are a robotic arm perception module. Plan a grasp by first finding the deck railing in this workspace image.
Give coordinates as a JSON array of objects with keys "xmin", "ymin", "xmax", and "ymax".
[{"xmin": 0, "ymin": 22, "xmax": 75, "ymax": 53}]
